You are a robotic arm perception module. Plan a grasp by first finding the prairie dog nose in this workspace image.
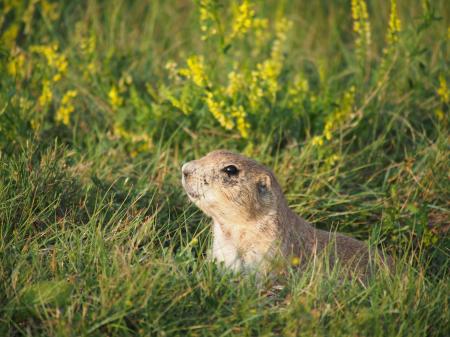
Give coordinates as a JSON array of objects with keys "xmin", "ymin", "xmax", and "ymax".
[{"xmin": 182, "ymin": 162, "xmax": 193, "ymax": 178}]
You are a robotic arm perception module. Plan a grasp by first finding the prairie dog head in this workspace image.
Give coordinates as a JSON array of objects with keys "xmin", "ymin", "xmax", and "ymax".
[{"xmin": 181, "ymin": 150, "xmax": 282, "ymax": 224}]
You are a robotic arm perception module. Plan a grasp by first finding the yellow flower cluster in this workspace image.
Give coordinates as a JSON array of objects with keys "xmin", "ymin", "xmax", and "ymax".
[
  {"xmin": 82, "ymin": 35, "xmax": 98, "ymax": 79},
  {"xmin": 249, "ymin": 17, "xmax": 292, "ymax": 108},
  {"xmin": 177, "ymin": 55, "xmax": 250, "ymax": 136},
  {"xmin": 226, "ymin": 70, "xmax": 244, "ymax": 98},
  {"xmin": 386, "ymin": 0, "xmax": 401, "ymax": 45},
  {"xmin": 253, "ymin": 59, "xmax": 282, "ymax": 103},
  {"xmin": 272, "ymin": 17, "xmax": 292, "ymax": 60},
  {"xmin": 159, "ymin": 84, "xmax": 192, "ymax": 115},
  {"xmin": 351, "ymin": 0, "xmax": 371, "ymax": 60},
  {"xmin": 325, "ymin": 154, "xmax": 341, "ymax": 167},
  {"xmin": 1, "ymin": 23, "xmax": 19, "ymax": 49},
  {"xmin": 80, "ymin": 34, "xmax": 96, "ymax": 56},
  {"xmin": 30, "ymin": 44, "xmax": 68, "ymax": 82},
  {"xmin": 199, "ymin": 0, "xmax": 218, "ymax": 40},
  {"xmin": 291, "ymin": 256, "xmax": 300, "ymax": 267},
  {"xmin": 311, "ymin": 136, "xmax": 324, "ymax": 147},
  {"xmin": 378, "ymin": 0, "xmax": 402, "ymax": 84},
  {"xmin": 109, "ymin": 86, "xmax": 124, "ymax": 108},
  {"xmin": 230, "ymin": 105, "xmax": 250, "ymax": 138},
  {"xmin": 179, "ymin": 55, "xmax": 210, "ymax": 88},
  {"xmin": 252, "ymin": 18, "xmax": 270, "ymax": 52},
  {"xmin": 205, "ymin": 92, "xmax": 234, "ymax": 130},
  {"xmin": 55, "ymin": 90, "xmax": 77, "ymax": 126},
  {"xmin": 435, "ymin": 74, "xmax": 449, "ymax": 121},
  {"xmin": 41, "ymin": 0, "xmax": 60, "ymax": 21},
  {"xmin": 324, "ymin": 86, "xmax": 355, "ymax": 141},
  {"xmin": 113, "ymin": 124, "xmax": 153, "ymax": 157},
  {"xmin": 7, "ymin": 50, "xmax": 26, "ymax": 78},
  {"xmin": 437, "ymin": 75, "xmax": 449, "ymax": 104},
  {"xmin": 165, "ymin": 61, "xmax": 181, "ymax": 82},
  {"xmin": 74, "ymin": 23, "xmax": 98, "ymax": 79},
  {"xmin": 170, "ymin": 2, "xmax": 295, "ymax": 139},
  {"xmin": 288, "ymin": 75, "xmax": 309, "ymax": 108},
  {"xmin": 198, "ymin": 0, "xmax": 264, "ymax": 44},
  {"xmin": 38, "ymin": 80, "xmax": 52, "ymax": 107},
  {"xmin": 108, "ymin": 73, "xmax": 133, "ymax": 109},
  {"xmin": 231, "ymin": 0, "xmax": 255, "ymax": 39}
]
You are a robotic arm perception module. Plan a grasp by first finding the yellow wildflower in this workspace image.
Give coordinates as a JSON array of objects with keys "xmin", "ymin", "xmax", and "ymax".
[
  {"xmin": 41, "ymin": 0, "xmax": 60, "ymax": 21},
  {"xmin": 437, "ymin": 75, "xmax": 449, "ymax": 104},
  {"xmin": 38, "ymin": 80, "xmax": 52, "ymax": 107},
  {"xmin": 291, "ymin": 256, "xmax": 300, "ymax": 266},
  {"xmin": 326, "ymin": 154, "xmax": 341, "ymax": 167},
  {"xmin": 30, "ymin": 44, "xmax": 68, "ymax": 82},
  {"xmin": 205, "ymin": 92, "xmax": 234, "ymax": 130},
  {"xmin": 324, "ymin": 127, "xmax": 333, "ymax": 141},
  {"xmin": 7, "ymin": 52, "xmax": 26, "ymax": 78},
  {"xmin": 80, "ymin": 34, "xmax": 96, "ymax": 56},
  {"xmin": 252, "ymin": 18, "xmax": 270, "ymax": 53},
  {"xmin": 272, "ymin": 17, "xmax": 292, "ymax": 61},
  {"xmin": 230, "ymin": 105, "xmax": 250, "ymax": 138},
  {"xmin": 23, "ymin": 0, "xmax": 37, "ymax": 35},
  {"xmin": 1, "ymin": 23, "xmax": 19, "ymax": 48},
  {"xmin": 113, "ymin": 123, "xmax": 129, "ymax": 139},
  {"xmin": 172, "ymin": 97, "xmax": 191, "ymax": 115},
  {"xmin": 109, "ymin": 86, "xmax": 123, "ymax": 108},
  {"xmin": 435, "ymin": 109, "xmax": 445, "ymax": 121},
  {"xmin": 351, "ymin": 0, "xmax": 371, "ymax": 60},
  {"xmin": 323, "ymin": 86, "xmax": 355, "ymax": 141},
  {"xmin": 113, "ymin": 123, "xmax": 154, "ymax": 154},
  {"xmin": 255, "ymin": 59, "xmax": 282, "ymax": 102},
  {"xmin": 248, "ymin": 17, "xmax": 292, "ymax": 109},
  {"xmin": 386, "ymin": 0, "xmax": 401, "ymax": 45},
  {"xmin": 61, "ymin": 90, "xmax": 77, "ymax": 105},
  {"xmin": 226, "ymin": 70, "xmax": 244, "ymax": 98},
  {"xmin": 231, "ymin": 0, "xmax": 255, "ymax": 39},
  {"xmin": 83, "ymin": 61, "xmax": 98, "ymax": 80},
  {"xmin": 288, "ymin": 75, "xmax": 309, "ymax": 108},
  {"xmin": 179, "ymin": 55, "xmax": 210, "ymax": 88},
  {"xmin": 311, "ymin": 136, "xmax": 324, "ymax": 146},
  {"xmin": 55, "ymin": 90, "xmax": 77, "ymax": 126},
  {"xmin": 379, "ymin": 0, "xmax": 402, "ymax": 82},
  {"xmin": 253, "ymin": 18, "xmax": 268, "ymax": 31},
  {"xmin": 159, "ymin": 85, "xmax": 192, "ymax": 115},
  {"xmin": 165, "ymin": 60, "xmax": 180, "ymax": 81},
  {"xmin": 30, "ymin": 119, "xmax": 41, "ymax": 131},
  {"xmin": 198, "ymin": 0, "xmax": 218, "ymax": 40}
]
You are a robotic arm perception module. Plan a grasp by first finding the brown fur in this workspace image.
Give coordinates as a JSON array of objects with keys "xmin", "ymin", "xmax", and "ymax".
[{"xmin": 182, "ymin": 150, "xmax": 389, "ymax": 278}]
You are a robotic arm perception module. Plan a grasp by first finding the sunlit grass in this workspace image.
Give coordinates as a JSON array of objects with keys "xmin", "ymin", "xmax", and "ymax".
[{"xmin": 0, "ymin": 0, "xmax": 449, "ymax": 336}]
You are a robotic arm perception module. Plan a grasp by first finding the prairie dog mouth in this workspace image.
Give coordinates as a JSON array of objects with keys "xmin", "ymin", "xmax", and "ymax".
[
  {"xmin": 181, "ymin": 171, "xmax": 201, "ymax": 200},
  {"xmin": 184, "ymin": 185, "xmax": 200, "ymax": 199}
]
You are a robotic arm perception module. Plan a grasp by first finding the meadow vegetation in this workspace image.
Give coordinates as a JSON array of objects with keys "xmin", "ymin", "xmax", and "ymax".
[{"xmin": 0, "ymin": 0, "xmax": 449, "ymax": 335}]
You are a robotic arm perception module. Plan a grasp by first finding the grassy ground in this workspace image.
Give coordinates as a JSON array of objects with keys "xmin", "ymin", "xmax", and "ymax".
[{"xmin": 0, "ymin": 0, "xmax": 449, "ymax": 336}]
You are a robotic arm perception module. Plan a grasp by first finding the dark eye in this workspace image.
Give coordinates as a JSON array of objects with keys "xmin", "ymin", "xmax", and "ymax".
[{"xmin": 222, "ymin": 165, "xmax": 239, "ymax": 176}]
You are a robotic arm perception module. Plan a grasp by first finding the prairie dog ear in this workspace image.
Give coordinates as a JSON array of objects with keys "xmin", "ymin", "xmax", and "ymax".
[{"xmin": 256, "ymin": 173, "xmax": 272, "ymax": 195}]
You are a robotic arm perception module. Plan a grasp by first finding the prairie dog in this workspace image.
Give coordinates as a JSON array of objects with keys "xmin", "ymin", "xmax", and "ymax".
[{"xmin": 182, "ymin": 150, "xmax": 387, "ymax": 277}]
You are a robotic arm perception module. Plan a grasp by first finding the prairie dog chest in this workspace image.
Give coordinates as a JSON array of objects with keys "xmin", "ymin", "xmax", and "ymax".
[
  {"xmin": 211, "ymin": 221, "xmax": 273, "ymax": 271},
  {"xmin": 211, "ymin": 221, "xmax": 249, "ymax": 270}
]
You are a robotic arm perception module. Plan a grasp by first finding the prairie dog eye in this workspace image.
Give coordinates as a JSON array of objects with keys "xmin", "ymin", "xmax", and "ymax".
[{"xmin": 222, "ymin": 165, "xmax": 239, "ymax": 176}]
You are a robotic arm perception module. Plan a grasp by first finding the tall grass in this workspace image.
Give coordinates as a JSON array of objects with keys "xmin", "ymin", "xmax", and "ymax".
[{"xmin": 0, "ymin": 0, "xmax": 449, "ymax": 336}]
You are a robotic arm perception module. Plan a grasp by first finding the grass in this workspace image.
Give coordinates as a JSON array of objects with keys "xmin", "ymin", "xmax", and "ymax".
[{"xmin": 0, "ymin": 0, "xmax": 449, "ymax": 336}]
